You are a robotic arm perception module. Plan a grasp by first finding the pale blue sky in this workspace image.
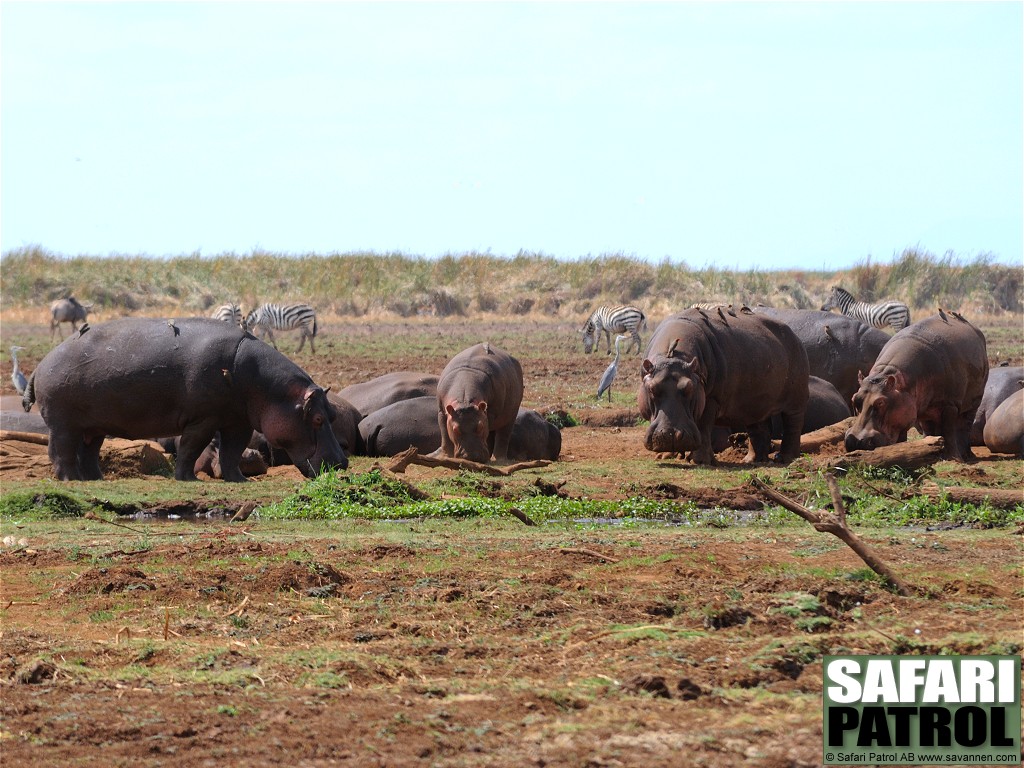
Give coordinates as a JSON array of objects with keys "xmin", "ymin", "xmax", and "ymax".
[{"xmin": 2, "ymin": 1, "xmax": 1021, "ymax": 270}]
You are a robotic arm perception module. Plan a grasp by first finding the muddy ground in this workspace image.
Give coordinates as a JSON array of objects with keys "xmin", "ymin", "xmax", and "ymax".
[{"xmin": 1, "ymin": 317, "xmax": 1022, "ymax": 767}]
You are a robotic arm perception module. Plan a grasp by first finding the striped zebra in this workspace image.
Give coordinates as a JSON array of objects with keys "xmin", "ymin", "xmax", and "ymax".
[
  {"xmin": 210, "ymin": 303, "xmax": 243, "ymax": 326},
  {"xmin": 581, "ymin": 305, "xmax": 647, "ymax": 355},
  {"xmin": 821, "ymin": 286, "xmax": 910, "ymax": 332},
  {"xmin": 244, "ymin": 303, "xmax": 319, "ymax": 353}
]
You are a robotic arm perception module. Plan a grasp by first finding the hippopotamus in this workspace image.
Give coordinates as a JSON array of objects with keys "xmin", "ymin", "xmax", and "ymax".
[
  {"xmin": 969, "ymin": 366, "xmax": 1023, "ymax": 445},
  {"xmin": 435, "ymin": 343, "xmax": 524, "ymax": 463},
  {"xmin": 771, "ymin": 376, "xmax": 850, "ymax": 438},
  {"xmin": 250, "ymin": 393, "xmax": 362, "ymax": 465},
  {"xmin": 845, "ymin": 313, "xmax": 988, "ymax": 461},
  {"xmin": 360, "ymin": 397, "xmax": 560, "ymax": 461},
  {"xmin": 23, "ymin": 317, "xmax": 347, "ymax": 481},
  {"xmin": 0, "ymin": 409, "xmax": 48, "ymax": 435},
  {"xmin": 501, "ymin": 408, "xmax": 562, "ymax": 461},
  {"xmin": 158, "ymin": 434, "xmax": 268, "ymax": 478},
  {"xmin": 359, "ymin": 396, "xmax": 441, "ymax": 457},
  {"xmin": 638, "ymin": 308, "xmax": 809, "ymax": 463},
  {"xmin": 983, "ymin": 389, "xmax": 1023, "ymax": 456},
  {"xmin": 339, "ymin": 371, "xmax": 439, "ymax": 419},
  {"xmin": 752, "ymin": 307, "xmax": 889, "ymax": 407}
]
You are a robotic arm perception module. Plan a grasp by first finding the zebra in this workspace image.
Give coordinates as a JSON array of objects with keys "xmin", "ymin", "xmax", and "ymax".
[
  {"xmin": 821, "ymin": 286, "xmax": 910, "ymax": 332},
  {"xmin": 244, "ymin": 303, "xmax": 319, "ymax": 353},
  {"xmin": 210, "ymin": 303, "xmax": 243, "ymax": 326},
  {"xmin": 581, "ymin": 305, "xmax": 647, "ymax": 355}
]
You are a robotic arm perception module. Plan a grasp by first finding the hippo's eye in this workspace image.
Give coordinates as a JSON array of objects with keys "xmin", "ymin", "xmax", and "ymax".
[{"xmin": 311, "ymin": 413, "xmax": 324, "ymax": 429}]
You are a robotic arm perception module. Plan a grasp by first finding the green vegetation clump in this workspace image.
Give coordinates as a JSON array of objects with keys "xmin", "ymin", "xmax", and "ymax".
[
  {"xmin": 261, "ymin": 469, "xmax": 710, "ymax": 523},
  {"xmin": 0, "ymin": 490, "xmax": 89, "ymax": 518}
]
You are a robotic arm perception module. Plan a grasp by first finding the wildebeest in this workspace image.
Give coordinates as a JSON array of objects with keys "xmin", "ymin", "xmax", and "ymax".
[{"xmin": 50, "ymin": 297, "xmax": 91, "ymax": 340}]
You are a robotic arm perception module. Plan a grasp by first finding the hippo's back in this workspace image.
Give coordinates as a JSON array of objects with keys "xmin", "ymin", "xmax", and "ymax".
[
  {"xmin": 359, "ymin": 396, "xmax": 441, "ymax": 457},
  {"xmin": 340, "ymin": 372, "xmax": 439, "ymax": 419},
  {"xmin": 33, "ymin": 317, "xmax": 248, "ymax": 438},
  {"xmin": 970, "ymin": 366, "xmax": 1024, "ymax": 445},
  {"xmin": 752, "ymin": 307, "xmax": 888, "ymax": 404}
]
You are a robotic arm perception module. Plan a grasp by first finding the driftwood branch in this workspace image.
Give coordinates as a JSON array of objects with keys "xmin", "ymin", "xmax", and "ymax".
[
  {"xmin": 386, "ymin": 447, "xmax": 551, "ymax": 477},
  {"xmin": 798, "ymin": 417, "xmax": 854, "ymax": 454},
  {"xmin": 507, "ymin": 507, "xmax": 537, "ymax": 526},
  {"xmin": 829, "ymin": 436, "xmax": 945, "ymax": 470},
  {"xmin": 750, "ymin": 475, "xmax": 913, "ymax": 596},
  {"xmin": 918, "ymin": 483, "xmax": 1023, "ymax": 510},
  {"xmin": 0, "ymin": 429, "xmax": 48, "ymax": 445}
]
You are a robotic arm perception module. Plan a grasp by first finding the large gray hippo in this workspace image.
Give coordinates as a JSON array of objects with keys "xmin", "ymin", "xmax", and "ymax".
[
  {"xmin": 23, "ymin": 317, "xmax": 347, "ymax": 481},
  {"xmin": 359, "ymin": 396, "xmax": 442, "ymax": 457},
  {"xmin": 983, "ymin": 389, "xmax": 1023, "ymax": 456},
  {"xmin": 845, "ymin": 313, "xmax": 988, "ymax": 461},
  {"xmin": 360, "ymin": 397, "xmax": 560, "ymax": 461},
  {"xmin": 339, "ymin": 371, "xmax": 439, "ymax": 420},
  {"xmin": 435, "ymin": 343, "xmax": 524, "ymax": 463},
  {"xmin": 752, "ymin": 307, "xmax": 889, "ymax": 407},
  {"xmin": 639, "ymin": 309, "xmax": 809, "ymax": 463},
  {"xmin": 969, "ymin": 366, "xmax": 1023, "ymax": 446}
]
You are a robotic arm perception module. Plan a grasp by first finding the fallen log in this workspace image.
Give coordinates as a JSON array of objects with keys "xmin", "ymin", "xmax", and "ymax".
[
  {"xmin": 0, "ymin": 429, "xmax": 49, "ymax": 445},
  {"xmin": 386, "ymin": 446, "xmax": 552, "ymax": 477},
  {"xmin": 798, "ymin": 416, "xmax": 855, "ymax": 454},
  {"xmin": 918, "ymin": 483, "xmax": 1023, "ymax": 510},
  {"xmin": 750, "ymin": 474, "xmax": 914, "ymax": 597},
  {"xmin": 828, "ymin": 436, "xmax": 945, "ymax": 470}
]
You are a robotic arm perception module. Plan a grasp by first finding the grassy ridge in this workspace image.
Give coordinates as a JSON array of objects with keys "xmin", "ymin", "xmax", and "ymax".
[{"xmin": 1, "ymin": 245, "xmax": 1019, "ymax": 321}]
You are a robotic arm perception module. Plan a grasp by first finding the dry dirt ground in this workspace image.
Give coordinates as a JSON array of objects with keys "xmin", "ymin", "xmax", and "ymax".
[{"xmin": 1, "ymin": 318, "xmax": 1022, "ymax": 767}]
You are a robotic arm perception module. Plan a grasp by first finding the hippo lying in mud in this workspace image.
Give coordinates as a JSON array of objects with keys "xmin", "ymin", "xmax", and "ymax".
[
  {"xmin": 339, "ymin": 371, "xmax": 439, "ymax": 420},
  {"xmin": 752, "ymin": 307, "xmax": 889, "ymax": 407},
  {"xmin": 24, "ymin": 318, "xmax": 347, "ymax": 481},
  {"xmin": 360, "ymin": 396, "xmax": 560, "ymax": 461},
  {"xmin": 639, "ymin": 308, "xmax": 809, "ymax": 464},
  {"xmin": 969, "ymin": 366, "xmax": 1023, "ymax": 446},
  {"xmin": 435, "ymin": 343, "xmax": 524, "ymax": 463},
  {"xmin": 983, "ymin": 389, "xmax": 1023, "ymax": 456},
  {"xmin": 845, "ymin": 313, "xmax": 988, "ymax": 461}
]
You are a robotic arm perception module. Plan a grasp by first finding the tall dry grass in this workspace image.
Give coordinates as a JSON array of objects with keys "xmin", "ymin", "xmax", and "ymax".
[{"xmin": 0, "ymin": 245, "xmax": 1019, "ymax": 324}]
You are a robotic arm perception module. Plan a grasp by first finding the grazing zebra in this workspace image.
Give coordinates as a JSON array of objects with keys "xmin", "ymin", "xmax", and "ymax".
[
  {"xmin": 210, "ymin": 303, "xmax": 243, "ymax": 326},
  {"xmin": 821, "ymin": 286, "xmax": 910, "ymax": 332},
  {"xmin": 581, "ymin": 305, "xmax": 647, "ymax": 355},
  {"xmin": 244, "ymin": 303, "xmax": 318, "ymax": 354}
]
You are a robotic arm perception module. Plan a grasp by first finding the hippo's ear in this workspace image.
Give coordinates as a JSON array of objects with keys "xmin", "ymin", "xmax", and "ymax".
[
  {"xmin": 884, "ymin": 372, "xmax": 907, "ymax": 392},
  {"xmin": 857, "ymin": 370, "xmax": 865, "ymax": 384},
  {"xmin": 446, "ymin": 403, "xmax": 457, "ymax": 416},
  {"xmin": 477, "ymin": 401, "xmax": 488, "ymax": 414},
  {"xmin": 642, "ymin": 359, "xmax": 655, "ymax": 374}
]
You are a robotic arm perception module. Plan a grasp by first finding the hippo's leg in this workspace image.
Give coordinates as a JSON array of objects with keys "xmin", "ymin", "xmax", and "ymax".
[
  {"xmin": 176, "ymin": 421, "xmax": 220, "ymax": 481},
  {"xmin": 491, "ymin": 423, "xmax": 515, "ymax": 463},
  {"xmin": 48, "ymin": 430, "xmax": 85, "ymax": 480},
  {"xmin": 217, "ymin": 426, "xmax": 254, "ymax": 483},
  {"xmin": 775, "ymin": 408, "xmax": 805, "ymax": 463},
  {"xmin": 937, "ymin": 403, "xmax": 969, "ymax": 461},
  {"xmin": 434, "ymin": 410, "xmax": 454, "ymax": 458},
  {"xmin": 78, "ymin": 435, "xmax": 105, "ymax": 480},
  {"xmin": 689, "ymin": 403, "xmax": 719, "ymax": 465},
  {"xmin": 744, "ymin": 421, "xmax": 773, "ymax": 463}
]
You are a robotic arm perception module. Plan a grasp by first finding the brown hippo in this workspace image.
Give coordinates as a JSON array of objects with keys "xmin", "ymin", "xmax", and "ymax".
[
  {"xmin": 361, "ymin": 399, "xmax": 560, "ymax": 461},
  {"xmin": 158, "ymin": 435, "xmax": 268, "ymax": 479},
  {"xmin": 250, "ymin": 393, "xmax": 362, "ymax": 466},
  {"xmin": 752, "ymin": 307, "xmax": 889, "ymax": 407},
  {"xmin": 845, "ymin": 313, "xmax": 988, "ymax": 461},
  {"xmin": 969, "ymin": 366, "xmax": 1023, "ymax": 445},
  {"xmin": 638, "ymin": 308, "xmax": 809, "ymax": 464},
  {"xmin": 983, "ymin": 389, "xmax": 1023, "ymax": 456},
  {"xmin": 24, "ymin": 317, "xmax": 347, "ymax": 481},
  {"xmin": 339, "ymin": 371, "xmax": 439, "ymax": 419},
  {"xmin": 435, "ymin": 343, "xmax": 524, "ymax": 463}
]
